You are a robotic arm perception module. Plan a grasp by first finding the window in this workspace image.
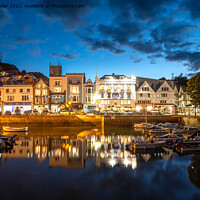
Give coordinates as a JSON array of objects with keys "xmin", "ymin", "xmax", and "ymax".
[
  {"xmin": 72, "ymin": 86, "xmax": 79, "ymax": 93},
  {"xmin": 72, "ymin": 96, "xmax": 78, "ymax": 102},
  {"xmin": 87, "ymin": 96, "xmax": 91, "ymax": 102},
  {"xmin": 121, "ymin": 100, "xmax": 124, "ymax": 105},
  {"xmin": 142, "ymin": 87, "xmax": 149, "ymax": 91},
  {"xmin": 101, "ymin": 93, "xmax": 104, "ymax": 98},
  {"xmin": 55, "ymin": 81, "xmax": 61, "ymax": 86},
  {"xmin": 42, "ymin": 84, "xmax": 45, "ymax": 88},
  {"xmin": 35, "ymin": 97, "xmax": 39, "ymax": 104},
  {"xmin": 112, "ymin": 93, "xmax": 119, "ymax": 98},
  {"xmin": 43, "ymin": 97, "xmax": 47, "ymax": 104},
  {"xmin": 35, "ymin": 90, "xmax": 40, "ymax": 95},
  {"xmin": 127, "ymin": 85, "xmax": 131, "ymax": 89},
  {"xmin": 42, "ymin": 90, "xmax": 47, "ymax": 95},
  {"xmin": 147, "ymin": 93, "xmax": 150, "ymax": 98},
  {"xmin": 101, "ymin": 85, "xmax": 104, "ymax": 89},
  {"xmin": 120, "ymin": 85, "xmax": 124, "ymax": 89},
  {"xmin": 27, "ymin": 89, "xmax": 30, "ymax": 93},
  {"xmin": 7, "ymin": 95, "xmax": 14, "ymax": 101},
  {"xmin": 161, "ymin": 93, "xmax": 167, "ymax": 97},
  {"xmin": 107, "ymin": 93, "xmax": 111, "ymax": 98},
  {"xmin": 140, "ymin": 94, "xmax": 143, "ymax": 97},
  {"xmin": 54, "ymin": 87, "xmax": 61, "ymax": 92},
  {"xmin": 160, "ymin": 100, "xmax": 167, "ymax": 104},
  {"xmin": 161, "ymin": 87, "xmax": 169, "ymax": 91},
  {"xmin": 20, "ymin": 89, "xmax": 23, "ymax": 93},
  {"xmin": 107, "ymin": 85, "xmax": 111, "ymax": 89},
  {"xmin": 38, "ymin": 84, "xmax": 41, "ymax": 88},
  {"xmin": 88, "ymin": 88, "xmax": 91, "ymax": 93},
  {"xmin": 22, "ymin": 95, "xmax": 29, "ymax": 101},
  {"xmin": 13, "ymin": 89, "xmax": 16, "ymax": 93},
  {"xmin": 6, "ymin": 89, "xmax": 9, "ymax": 93},
  {"xmin": 127, "ymin": 93, "xmax": 131, "ymax": 98}
]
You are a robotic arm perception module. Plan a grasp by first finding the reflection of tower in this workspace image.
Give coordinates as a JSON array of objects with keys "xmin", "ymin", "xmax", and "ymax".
[{"xmin": 49, "ymin": 62, "xmax": 62, "ymax": 76}]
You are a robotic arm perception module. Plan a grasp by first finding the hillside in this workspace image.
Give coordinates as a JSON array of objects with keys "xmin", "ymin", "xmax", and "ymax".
[{"xmin": 0, "ymin": 62, "xmax": 19, "ymax": 72}]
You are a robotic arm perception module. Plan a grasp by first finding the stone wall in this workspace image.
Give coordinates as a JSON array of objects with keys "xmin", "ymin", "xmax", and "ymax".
[{"xmin": 183, "ymin": 117, "xmax": 200, "ymax": 128}]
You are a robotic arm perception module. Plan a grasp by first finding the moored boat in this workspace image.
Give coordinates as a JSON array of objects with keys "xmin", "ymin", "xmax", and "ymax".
[
  {"xmin": 3, "ymin": 126, "xmax": 28, "ymax": 132},
  {"xmin": 129, "ymin": 140, "xmax": 166, "ymax": 150}
]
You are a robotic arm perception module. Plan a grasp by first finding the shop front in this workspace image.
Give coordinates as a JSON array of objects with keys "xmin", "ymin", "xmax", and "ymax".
[{"xmin": 4, "ymin": 102, "xmax": 32, "ymax": 114}]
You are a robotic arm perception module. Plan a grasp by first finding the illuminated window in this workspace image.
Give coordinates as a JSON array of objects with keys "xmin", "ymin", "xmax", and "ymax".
[
  {"xmin": 43, "ymin": 97, "xmax": 47, "ymax": 104},
  {"xmin": 72, "ymin": 86, "xmax": 79, "ymax": 93},
  {"xmin": 121, "ymin": 100, "xmax": 124, "ymax": 105},
  {"xmin": 101, "ymin": 85, "xmax": 104, "ymax": 89},
  {"xmin": 35, "ymin": 90, "xmax": 40, "ymax": 95},
  {"xmin": 42, "ymin": 90, "xmax": 47, "ymax": 95},
  {"xmin": 43, "ymin": 84, "xmax": 45, "ymax": 88},
  {"xmin": 127, "ymin": 85, "xmax": 131, "ymax": 89},
  {"xmin": 120, "ymin": 85, "xmax": 124, "ymax": 89},
  {"xmin": 107, "ymin": 85, "xmax": 111, "ymax": 89},
  {"xmin": 54, "ymin": 87, "xmax": 61, "ymax": 92},
  {"xmin": 27, "ymin": 89, "xmax": 30, "ymax": 93}
]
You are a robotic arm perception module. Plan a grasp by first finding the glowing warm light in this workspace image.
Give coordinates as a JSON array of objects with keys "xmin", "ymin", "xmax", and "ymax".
[
  {"xmin": 136, "ymin": 106, "xmax": 141, "ymax": 111},
  {"xmin": 101, "ymin": 152, "xmax": 104, "ymax": 159},
  {"xmin": 61, "ymin": 136, "xmax": 69, "ymax": 139},
  {"xmin": 147, "ymin": 106, "xmax": 152, "ymax": 111},
  {"xmin": 68, "ymin": 101, "xmax": 72, "ymax": 105},
  {"xmin": 65, "ymin": 144, "xmax": 69, "ymax": 150},
  {"xmin": 132, "ymin": 157, "xmax": 137, "ymax": 170},
  {"xmin": 95, "ymin": 142, "xmax": 101, "ymax": 150},
  {"xmin": 123, "ymin": 159, "xmax": 130, "ymax": 167},
  {"xmin": 109, "ymin": 158, "xmax": 117, "ymax": 167}
]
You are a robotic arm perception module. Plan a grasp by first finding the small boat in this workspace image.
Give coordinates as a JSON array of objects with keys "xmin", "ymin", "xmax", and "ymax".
[
  {"xmin": 148, "ymin": 127, "xmax": 170, "ymax": 134},
  {"xmin": 3, "ymin": 126, "xmax": 28, "ymax": 132},
  {"xmin": 129, "ymin": 140, "xmax": 166, "ymax": 150},
  {"xmin": 133, "ymin": 123, "xmax": 153, "ymax": 128}
]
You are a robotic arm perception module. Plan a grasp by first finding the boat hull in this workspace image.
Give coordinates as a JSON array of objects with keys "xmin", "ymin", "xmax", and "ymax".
[{"xmin": 3, "ymin": 126, "xmax": 28, "ymax": 132}]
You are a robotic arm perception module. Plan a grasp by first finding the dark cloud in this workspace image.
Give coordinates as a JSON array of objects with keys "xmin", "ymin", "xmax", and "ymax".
[
  {"xmin": 0, "ymin": 8, "xmax": 11, "ymax": 28},
  {"xmin": 147, "ymin": 54, "xmax": 164, "ymax": 59},
  {"xmin": 40, "ymin": 0, "xmax": 101, "ymax": 30},
  {"xmin": 165, "ymin": 51, "xmax": 200, "ymax": 71},
  {"xmin": 181, "ymin": 0, "xmax": 200, "ymax": 20},
  {"xmin": 151, "ymin": 20, "xmax": 197, "ymax": 50},
  {"xmin": 150, "ymin": 59, "xmax": 157, "ymax": 64},
  {"xmin": 131, "ymin": 55, "xmax": 143, "ymax": 63},
  {"xmin": 12, "ymin": 36, "xmax": 45, "ymax": 45},
  {"xmin": 51, "ymin": 52, "xmax": 76, "ymax": 60},
  {"xmin": 81, "ymin": 36, "xmax": 126, "ymax": 54},
  {"xmin": 98, "ymin": 22, "xmax": 142, "ymax": 45},
  {"xmin": 129, "ymin": 40, "xmax": 162, "ymax": 54},
  {"xmin": 108, "ymin": 0, "xmax": 175, "ymax": 20}
]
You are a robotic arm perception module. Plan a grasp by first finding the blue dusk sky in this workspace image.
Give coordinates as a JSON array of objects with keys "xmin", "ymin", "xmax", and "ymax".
[{"xmin": 0, "ymin": 0, "xmax": 200, "ymax": 81}]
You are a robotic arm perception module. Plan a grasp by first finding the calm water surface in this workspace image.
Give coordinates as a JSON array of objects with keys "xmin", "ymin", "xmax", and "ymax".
[{"xmin": 0, "ymin": 127, "xmax": 200, "ymax": 200}]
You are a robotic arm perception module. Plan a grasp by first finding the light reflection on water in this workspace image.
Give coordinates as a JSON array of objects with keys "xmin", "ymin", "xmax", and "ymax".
[{"xmin": 0, "ymin": 127, "xmax": 200, "ymax": 200}]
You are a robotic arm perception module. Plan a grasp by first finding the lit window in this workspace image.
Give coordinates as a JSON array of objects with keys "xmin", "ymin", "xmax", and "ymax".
[
  {"xmin": 35, "ymin": 90, "xmax": 40, "ymax": 95},
  {"xmin": 54, "ymin": 87, "xmax": 61, "ymax": 92},
  {"xmin": 72, "ymin": 86, "xmax": 79, "ymax": 93},
  {"xmin": 42, "ymin": 90, "xmax": 47, "ymax": 95}
]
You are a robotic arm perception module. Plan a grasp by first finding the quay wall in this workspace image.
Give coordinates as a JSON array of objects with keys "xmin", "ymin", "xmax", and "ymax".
[
  {"xmin": 0, "ymin": 115, "xmax": 181, "ymax": 127},
  {"xmin": 104, "ymin": 115, "xmax": 181, "ymax": 127},
  {"xmin": 183, "ymin": 117, "xmax": 200, "ymax": 128}
]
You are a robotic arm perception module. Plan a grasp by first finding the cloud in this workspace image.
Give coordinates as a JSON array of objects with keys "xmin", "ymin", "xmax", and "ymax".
[
  {"xmin": 129, "ymin": 40, "xmax": 162, "ymax": 54},
  {"xmin": 147, "ymin": 54, "xmax": 164, "ymax": 59},
  {"xmin": 1, "ymin": 43, "xmax": 17, "ymax": 49},
  {"xmin": 28, "ymin": 46, "xmax": 41, "ymax": 57},
  {"xmin": 131, "ymin": 55, "xmax": 143, "ymax": 63},
  {"xmin": 12, "ymin": 36, "xmax": 45, "ymax": 44},
  {"xmin": 108, "ymin": 0, "xmax": 176, "ymax": 20},
  {"xmin": 98, "ymin": 22, "xmax": 142, "ymax": 45},
  {"xmin": 0, "ymin": 8, "xmax": 11, "ymax": 28},
  {"xmin": 18, "ymin": 25, "xmax": 32, "ymax": 34},
  {"xmin": 181, "ymin": 0, "xmax": 200, "ymax": 20},
  {"xmin": 50, "ymin": 52, "xmax": 76, "ymax": 60},
  {"xmin": 40, "ymin": 0, "xmax": 101, "ymax": 30},
  {"xmin": 81, "ymin": 36, "xmax": 126, "ymax": 54},
  {"xmin": 165, "ymin": 50, "xmax": 200, "ymax": 71}
]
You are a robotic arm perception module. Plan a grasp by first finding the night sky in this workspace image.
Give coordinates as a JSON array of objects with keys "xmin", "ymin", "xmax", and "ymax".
[{"xmin": 0, "ymin": 0, "xmax": 200, "ymax": 81}]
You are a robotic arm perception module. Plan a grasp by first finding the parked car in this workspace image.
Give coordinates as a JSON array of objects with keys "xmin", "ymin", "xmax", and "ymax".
[
  {"xmin": 32, "ymin": 109, "xmax": 39, "ymax": 115},
  {"xmin": 5, "ymin": 110, "xmax": 11, "ymax": 115},
  {"xmin": 24, "ymin": 110, "xmax": 33, "ymax": 115},
  {"xmin": 14, "ymin": 109, "xmax": 21, "ymax": 115}
]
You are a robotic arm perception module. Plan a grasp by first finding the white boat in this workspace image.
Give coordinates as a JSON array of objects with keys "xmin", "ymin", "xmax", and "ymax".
[{"xmin": 3, "ymin": 126, "xmax": 28, "ymax": 132}]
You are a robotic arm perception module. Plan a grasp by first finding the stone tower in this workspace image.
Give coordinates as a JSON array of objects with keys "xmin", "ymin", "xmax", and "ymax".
[{"xmin": 49, "ymin": 63, "xmax": 62, "ymax": 76}]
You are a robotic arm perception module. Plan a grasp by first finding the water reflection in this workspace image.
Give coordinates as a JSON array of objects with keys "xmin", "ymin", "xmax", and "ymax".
[{"xmin": 1, "ymin": 129, "xmax": 174, "ymax": 170}]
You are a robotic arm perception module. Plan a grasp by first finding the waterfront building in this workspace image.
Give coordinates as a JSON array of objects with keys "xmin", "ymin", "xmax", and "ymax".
[
  {"xmin": 1, "ymin": 78, "xmax": 35, "ymax": 114},
  {"xmin": 136, "ymin": 78, "xmax": 175, "ymax": 114},
  {"xmin": 33, "ymin": 78, "xmax": 49, "ymax": 113},
  {"xmin": 49, "ymin": 64, "xmax": 85, "ymax": 112},
  {"xmin": 65, "ymin": 73, "xmax": 85, "ymax": 109},
  {"xmin": 95, "ymin": 73, "xmax": 136, "ymax": 111},
  {"xmin": 83, "ymin": 78, "xmax": 96, "ymax": 113},
  {"xmin": 49, "ymin": 64, "xmax": 67, "ymax": 112}
]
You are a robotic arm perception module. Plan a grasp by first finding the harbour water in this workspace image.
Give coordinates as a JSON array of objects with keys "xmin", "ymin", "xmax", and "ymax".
[{"xmin": 0, "ymin": 127, "xmax": 200, "ymax": 200}]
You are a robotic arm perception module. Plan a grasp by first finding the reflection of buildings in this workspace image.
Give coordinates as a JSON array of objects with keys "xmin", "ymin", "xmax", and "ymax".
[{"xmin": 0, "ymin": 134, "xmax": 174, "ymax": 170}]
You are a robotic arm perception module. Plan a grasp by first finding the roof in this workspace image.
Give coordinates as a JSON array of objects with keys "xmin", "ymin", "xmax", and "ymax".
[{"xmin": 100, "ymin": 73, "xmax": 127, "ymax": 80}]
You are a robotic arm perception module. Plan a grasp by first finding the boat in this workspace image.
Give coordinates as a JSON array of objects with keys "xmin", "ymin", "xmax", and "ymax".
[
  {"xmin": 129, "ymin": 140, "xmax": 166, "ymax": 150},
  {"xmin": 148, "ymin": 127, "xmax": 170, "ymax": 134},
  {"xmin": 3, "ymin": 126, "xmax": 28, "ymax": 132},
  {"xmin": 133, "ymin": 123, "xmax": 153, "ymax": 128},
  {"xmin": 0, "ymin": 139, "xmax": 6, "ymax": 149},
  {"xmin": 152, "ymin": 134, "xmax": 184, "ymax": 143}
]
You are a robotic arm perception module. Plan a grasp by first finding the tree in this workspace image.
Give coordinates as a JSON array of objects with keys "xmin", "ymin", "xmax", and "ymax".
[
  {"xmin": 187, "ymin": 72, "xmax": 200, "ymax": 116},
  {"xmin": 174, "ymin": 73, "xmax": 188, "ymax": 86}
]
